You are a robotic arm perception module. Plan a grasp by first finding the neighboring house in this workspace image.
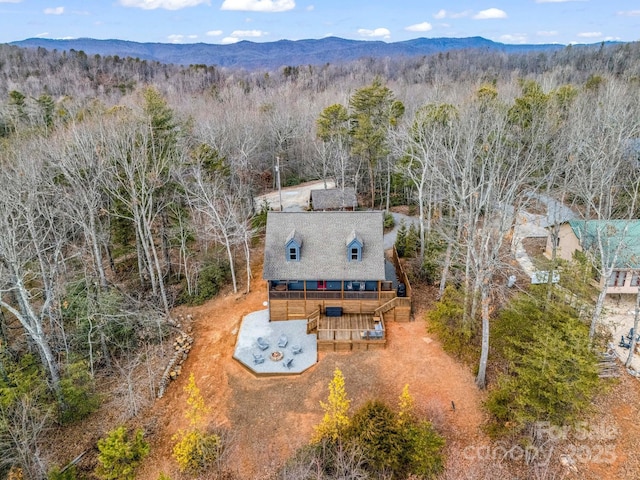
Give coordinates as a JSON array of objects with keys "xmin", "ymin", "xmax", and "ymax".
[
  {"xmin": 310, "ymin": 187, "xmax": 358, "ymax": 211},
  {"xmin": 263, "ymin": 211, "xmax": 411, "ymax": 350},
  {"xmin": 545, "ymin": 219, "xmax": 640, "ymax": 294}
]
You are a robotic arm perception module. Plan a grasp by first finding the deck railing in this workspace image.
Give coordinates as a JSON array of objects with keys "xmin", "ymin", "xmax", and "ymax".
[
  {"xmin": 269, "ymin": 290, "xmax": 379, "ymax": 300},
  {"xmin": 317, "ymin": 327, "xmax": 385, "ymax": 342}
]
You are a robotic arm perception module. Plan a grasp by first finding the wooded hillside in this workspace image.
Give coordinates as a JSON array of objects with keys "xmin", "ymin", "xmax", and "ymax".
[{"xmin": 1, "ymin": 40, "xmax": 640, "ymax": 479}]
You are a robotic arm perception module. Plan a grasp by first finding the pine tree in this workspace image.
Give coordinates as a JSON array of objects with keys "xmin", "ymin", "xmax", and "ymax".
[
  {"xmin": 313, "ymin": 368, "xmax": 351, "ymax": 442},
  {"xmin": 405, "ymin": 223, "xmax": 419, "ymax": 258},
  {"xmin": 172, "ymin": 373, "xmax": 221, "ymax": 473},
  {"xmin": 95, "ymin": 426, "xmax": 149, "ymax": 480},
  {"xmin": 397, "ymin": 384, "xmax": 415, "ymax": 426},
  {"xmin": 395, "ymin": 219, "xmax": 407, "ymax": 257}
]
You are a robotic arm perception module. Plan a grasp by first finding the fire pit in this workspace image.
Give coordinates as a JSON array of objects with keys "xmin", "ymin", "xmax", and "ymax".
[{"xmin": 270, "ymin": 351, "xmax": 284, "ymax": 362}]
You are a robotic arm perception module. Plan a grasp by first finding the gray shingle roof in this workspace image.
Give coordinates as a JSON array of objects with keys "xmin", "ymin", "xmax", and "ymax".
[
  {"xmin": 310, "ymin": 188, "xmax": 357, "ymax": 210},
  {"xmin": 263, "ymin": 211, "xmax": 386, "ymax": 280}
]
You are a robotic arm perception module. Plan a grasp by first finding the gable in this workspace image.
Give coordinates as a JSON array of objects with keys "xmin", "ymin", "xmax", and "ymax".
[{"xmin": 263, "ymin": 211, "xmax": 385, "ymax": 280}]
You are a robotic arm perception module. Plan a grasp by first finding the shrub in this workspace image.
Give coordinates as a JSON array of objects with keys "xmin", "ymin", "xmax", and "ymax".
[
  {"xmin": 486, "ymin": 290, "xmax": 599, "ymax": 435},
  {"xmin": 426, "ymin": 286, "xmax": 479, "ymax": 363},
  {"xmin": 401, "ymin": 420, "xmax": 445, "ymax": 478},
  {"xmin": 404, "ymin": 223, "xmax": 419, "ymax": 258},
  {"xmin": 172, "ymin": 373, "xmax": 224, "ymax": 473},
  {"xmin": 297, "ymin": 376, "xmax": 445, "ymax": 479},
  {"xmin": 251, "ymin": 199, "xmax": 270, "ymax": 231},
  {"xmin": 172, "ymin": 430, "xmax": 221, "ymax": 473},
  {"xmin": 178, "ymin": 260, "xmax": 230, "ymax": 306},
  {"xmin": 346, "ymin": 392, "xmax": 445, "ymax": 479},
  {"xmin": 95, "ymin": 426, "xmax": 149, "ymax": 480},
  {"xmin": 383, "ymin": 211, "xmax": 395, "ymax": 230},
  {"xmin": 346, "ymin": 400, "xmax": 404, "ymax": 473},
  {"xmin": 47, "ymin": 466, "xmax": 77, "ymax": 480},
  {"xmin": 58, "ymin": 361, "xmax": 100, "ymax": 424}
]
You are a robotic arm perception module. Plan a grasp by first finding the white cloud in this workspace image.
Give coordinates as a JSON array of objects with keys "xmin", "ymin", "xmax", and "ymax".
[
  {"xmin": 0, "ymin": 0, "xmax": 23, "ymax": 3},
  {"xmin": 603, "ymin": 36, "xmax": 621, "ymax": 41},
  {"xmin": 206, "ymin": 29, "xmax": 223, "ymax": 36},
  {"xmin": 537, "ymin": 30, "xmax": 558, "ymax": 36},
  {"xmin": 357, "ymin": 27, "xmax": 391, "ymax": 39},
  {"xmin": 577, "ymin": 31, "xmax": 601, "ymax": 38},
  {"xmin": 536, "ymin": 0, "xmax": 585, "ymax": 3},
  {"xmin": 44, "ymin": 6, "xmax": 64, "ymax": 15},
  {"xmin": 221, "ymin": 0, "xmax": 294, "ymax": 12},
  {"xmin": 306, "ymin": 4, "xmax": 313, "ymax": 11},
  {"xmin": 433, "ymin": 9, "xmax": 471, "ymax": 19},
  {"xmin": 167, "ymin": 34, "xmax": 185, "ymax": 43},
  {"xmin": 618, "ymin": 10, "xmax": 640, "ymax": 17},
  {"xmin": 119, "ymin": 0, "xmax": 209, "ymax": 10},
  {"xmin": 500, "ymin": 33, "xmax": 527, "ymax": 43},
  {"xmin": 220, "ymin": 29, "xmax": 268, "ymax": 44},
  {"xmin": 473, "ymin": 8, "xmax": 507, "ymax": 20},
  {"xmin": 35, "ymin": 32, "xmax": 49, "ymax": 37},
  {"xmin": 405, "ymin": 22, "xmax": 432, "ymax": 32},
  {"xmin": 230, "ymin": 29, "xmax": 267, "ymax": 37},
  {"xmin": 433, "ymin": 9, "xmax": 446, "ymax": 19},
  {"xmin": 166, "ymin": 33, "xmax": 199, "ymax": 43}
]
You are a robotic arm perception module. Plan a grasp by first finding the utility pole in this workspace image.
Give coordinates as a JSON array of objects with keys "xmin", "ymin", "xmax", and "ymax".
[{"xmin": 276, "ymin": 155, "xmax": 283, "ymax": 211}]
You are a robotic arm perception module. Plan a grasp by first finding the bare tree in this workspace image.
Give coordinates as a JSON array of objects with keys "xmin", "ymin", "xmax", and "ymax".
[
  {"xmin": 100, "ymin": 114, "xmax": 175, "ymax": 315},
  {"xmin": 565, "ymin": 83, "xmax": 640, "ymax": 339},
  {"xmin": 182, "ymin": 165, "xmax": 255, "ymax": 294},
  {"xmin": 0, "ymin": 154, "xmax": 68, "ymax": 394}
]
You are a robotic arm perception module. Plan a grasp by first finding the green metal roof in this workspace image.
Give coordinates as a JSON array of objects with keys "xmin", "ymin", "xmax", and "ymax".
[{"xmin": 569, "ymin": 219, "xmax": 640, "ymax": 268}]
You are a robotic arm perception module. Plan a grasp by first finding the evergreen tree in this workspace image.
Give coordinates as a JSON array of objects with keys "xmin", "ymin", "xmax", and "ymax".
[
  {"xmin": 405, "ymin": 223, "xmax": 419, "ymax": 258},
  {"xmin": 395, "ymin": 219, "xmax": 407, "ymax": 257},
  {"xmin": 96, "ymin": 426, "xmax": 149, "ymax": 480},
  {"xmin": 313, "ymin": 368, "xmax": 351, "ymax": 442}
]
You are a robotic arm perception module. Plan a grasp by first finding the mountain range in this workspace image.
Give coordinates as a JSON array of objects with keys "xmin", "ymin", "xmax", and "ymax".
[{"xmin": 10, "ymin": 36, "xmax": 573, "ymax": 71}]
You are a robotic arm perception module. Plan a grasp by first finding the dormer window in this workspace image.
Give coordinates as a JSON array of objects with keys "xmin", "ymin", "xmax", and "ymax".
[
  {"xmin": 346, "ymin": 229, "xmax": 363, "ymax": 262},
  {"xmin": 285, "ymin": 229, "xmax": 302, "ymax": 262}
]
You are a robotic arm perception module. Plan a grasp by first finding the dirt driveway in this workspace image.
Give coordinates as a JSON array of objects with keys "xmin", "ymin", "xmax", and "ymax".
[{"xmin": 254, "ymin": 179, "xmax": 335, "ymax": 211}]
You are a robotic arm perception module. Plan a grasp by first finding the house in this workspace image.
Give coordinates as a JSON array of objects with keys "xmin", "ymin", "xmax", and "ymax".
[
  {"xmin": 310, "ymin": 187, "xmax": 358, "ymax": 211},
  {"xmin": 263, "ymin": 211, "xmax": 411, "ymax": 350},
  {"xmin": 545, "ymin": 219, "xmax": 640, "ymax": 294}
]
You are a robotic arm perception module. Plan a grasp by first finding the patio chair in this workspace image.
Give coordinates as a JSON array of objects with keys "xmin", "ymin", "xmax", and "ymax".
[
  {"xmin": 253, "ymin": 352, "xmax": 265, "ymax": 364},
  {"xmin": 627, "ymin": 328, "xmax": 640, "ymax": 342},
  {"xmin": 256, "ymin": 337, "xmax": 270, "ymax": 350},
  {"xmin": 284, "ymin": 357, "xmax": 293, "ymax": 369},
  {"xmin": 619, "ymin": 335, "xmax": 631, "ymax": 349},
  {"xmin": 278, "ymin": 334, "xmax": 288, "ymax": 348},
  {"xmin": 291, "ymin": 344, "xmax": 302, "ymax": 354}
]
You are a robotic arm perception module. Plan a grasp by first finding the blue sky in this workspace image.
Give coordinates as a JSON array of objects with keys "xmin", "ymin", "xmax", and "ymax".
[{"xmin": 1, "ymin": 0, "xmax": 639, "ymax": 45}]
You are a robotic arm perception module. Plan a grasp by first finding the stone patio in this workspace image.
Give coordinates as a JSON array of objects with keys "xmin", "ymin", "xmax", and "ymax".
[{"xmin": 233, "ymin": 309, "xmax": 318, "ymax": 376}]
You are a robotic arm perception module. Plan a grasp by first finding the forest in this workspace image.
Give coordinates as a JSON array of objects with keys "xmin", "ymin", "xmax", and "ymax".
[{"xmin": 1, "ymin": 39, "xmax": 640, "ymax": 479}]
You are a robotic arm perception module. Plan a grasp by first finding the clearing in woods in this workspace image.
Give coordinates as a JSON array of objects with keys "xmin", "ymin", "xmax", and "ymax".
[{"xmin": 136, "ymin": 261, "xmax": 487, "ymax": 479}]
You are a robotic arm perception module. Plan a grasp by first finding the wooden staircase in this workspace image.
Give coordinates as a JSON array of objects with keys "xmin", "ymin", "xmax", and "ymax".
[{"xmin": 307, "ymin": 308, "xmax": 320, "ymax": 334}]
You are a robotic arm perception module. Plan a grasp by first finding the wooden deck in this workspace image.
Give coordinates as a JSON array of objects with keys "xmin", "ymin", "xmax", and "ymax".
[{"xmin": 316, "ymin": 313, "xmax": 386, "ymax": 351}]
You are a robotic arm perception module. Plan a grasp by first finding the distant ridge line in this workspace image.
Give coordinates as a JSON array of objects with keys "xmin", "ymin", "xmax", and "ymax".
[{"xmin": 8, "ymin": 36, "xmax": 590, "ymax": 71}]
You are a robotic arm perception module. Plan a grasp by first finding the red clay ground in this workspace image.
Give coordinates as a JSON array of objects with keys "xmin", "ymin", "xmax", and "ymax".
[
  {"xmin": 45, "ymin": 255, "xmax": 640, "ymax": 479},
  {"xmin": 135, "ymin": 262, "xmax": 488, "ymax": 479}
]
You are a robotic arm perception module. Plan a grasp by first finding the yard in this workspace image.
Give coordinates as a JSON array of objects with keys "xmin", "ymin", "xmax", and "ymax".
[{"xmin": 134, "ymin": 269, "xmax": 487, "ymax": 479}]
